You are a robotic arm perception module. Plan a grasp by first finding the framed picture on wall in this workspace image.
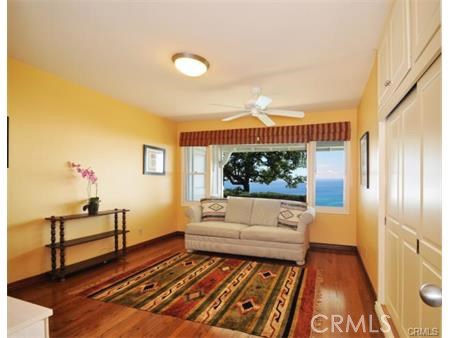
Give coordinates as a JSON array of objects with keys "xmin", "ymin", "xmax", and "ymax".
[
  {"xmin": 143, "ymin": 145, "xmax": 165, "ymax": 175},
  {"xmin": 360, "ymin": 132, "xmax": 369, "ymax": 189}
]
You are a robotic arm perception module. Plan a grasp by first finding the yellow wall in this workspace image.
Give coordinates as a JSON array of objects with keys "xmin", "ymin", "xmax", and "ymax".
[
  {"xmin": 356, "ymin": 61, "xmax": 379, "ymax": 290},
  {"xmin": 7, "ymin": 59, "xmax": 177, "ymax": 283},
  {"xmin": 176, "ymin": 109, "xmax": 358, "ymax": 246}
]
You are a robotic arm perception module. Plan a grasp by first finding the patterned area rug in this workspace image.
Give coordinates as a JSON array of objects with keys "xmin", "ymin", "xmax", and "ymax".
[{"xmin": 85, "ymin": 252, "xmax": 320, "ymax": 338}]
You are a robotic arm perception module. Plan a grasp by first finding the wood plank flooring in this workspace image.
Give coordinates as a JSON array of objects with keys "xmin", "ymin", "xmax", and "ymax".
[{"xmin": 8, "ymin": 237, "xmax": 382, "ymax": 337}]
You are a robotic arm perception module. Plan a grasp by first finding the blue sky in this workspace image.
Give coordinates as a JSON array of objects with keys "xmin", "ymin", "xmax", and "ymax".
[
  {"xmin": 294, "ymin": 150, "xmax": 344, "ymax": 179},
  {"xmin": 316, "ymin": 150, "xmax": 345, "ymax": 179}
]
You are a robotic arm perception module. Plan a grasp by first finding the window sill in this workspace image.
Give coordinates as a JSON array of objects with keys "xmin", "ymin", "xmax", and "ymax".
[{"xmin": 314, "ymin": 207, "xmax": 350, "ymax": 215}]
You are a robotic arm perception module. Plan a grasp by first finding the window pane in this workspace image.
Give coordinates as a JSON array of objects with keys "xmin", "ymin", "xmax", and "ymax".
[
  {"xmin": 192, "ymin": 147, "xmax": 206, "ymax": 173},
  {"xmin": 223, "ymin": 149, "xmax": 307, "ymax": 202},
  {"xmin": 192, "ymin": 174, "xmax": 206, "ymax": 201},
  {"xmin": 315, "ymin": 141, "xmax": 345, "ymax": 207},
  {"xmin": 184, "ymin": 147, "xmax": 206, "ymax": 201}
]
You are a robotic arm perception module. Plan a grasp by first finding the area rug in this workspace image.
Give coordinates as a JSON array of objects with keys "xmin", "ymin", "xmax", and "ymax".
[{"xmin": 85, "ymin": 252, "xmax": 320, "ymax": 338}]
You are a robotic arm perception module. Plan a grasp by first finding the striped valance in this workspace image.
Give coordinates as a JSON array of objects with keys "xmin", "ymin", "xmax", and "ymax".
[{"xmin": 179, "ymin": 122, "xmax": 351, "ymax": 146}]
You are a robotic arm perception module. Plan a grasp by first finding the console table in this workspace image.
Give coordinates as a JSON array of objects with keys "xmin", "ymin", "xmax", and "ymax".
[{"xmin": 45, "ymin": 208, "xmax": 130, "ymax": 281}]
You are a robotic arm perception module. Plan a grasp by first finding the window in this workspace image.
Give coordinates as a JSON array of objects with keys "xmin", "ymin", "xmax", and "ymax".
[
  {"xmin": 184, "ymin": 147, "xmax": 207, "ymax": 202},
  {"xmin": 182, "ymin": 141, "xmax": 349, "ymax": 213},
  {"xmin": 313, "ymin": 141, "xmax": 347, "ymax": 210}
]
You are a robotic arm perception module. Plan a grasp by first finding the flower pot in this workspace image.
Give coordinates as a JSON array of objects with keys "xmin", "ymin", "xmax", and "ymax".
[{"xmin": 83, "ymin": 197, "xmax": 100, "ymax": 215}]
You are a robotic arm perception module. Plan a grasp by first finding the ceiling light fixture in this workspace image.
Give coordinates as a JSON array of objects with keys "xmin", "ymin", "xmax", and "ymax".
[{"xmin": 172, "ymin": 52, "xmax": 209, "ymax": 77}]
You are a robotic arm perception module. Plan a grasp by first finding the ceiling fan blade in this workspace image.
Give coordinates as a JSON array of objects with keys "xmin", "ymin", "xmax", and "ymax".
[
  {"xmin": 211, "ymin": 103, "xmax": 245, "ymax": 109},
  {"xmin": 255, "ymin": 95, "xmax": 272, "ymax": 110},
  {"xmin": 266, "ymin": 110, "xmax": 305, "ymax": 118},
  {"xmin": 256, "ymin": 114, "xmax": 275, "ymax": 127},
  {"xmin": 222, "ymin": 112, "xmax": 251, "ymax": 122}
]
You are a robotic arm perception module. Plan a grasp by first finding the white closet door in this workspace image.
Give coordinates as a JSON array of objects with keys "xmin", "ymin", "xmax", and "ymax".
[
  {"xmin": 418, "ymin": 56, "xmax": 441, "ymax": 334},
  {"xmin": 385, "ymin": 56, "xmax": 441, "ymax": 337},
  {"xmin": 399, "ymin": 89, "xmax": 421, "ymax": 337},
  {"xmin": 385, "ymin": 103, "xmax": 402, "ymax": 325}
]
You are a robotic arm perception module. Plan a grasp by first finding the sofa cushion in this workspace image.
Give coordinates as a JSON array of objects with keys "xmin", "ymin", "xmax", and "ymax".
[
  {"xmin": 200, "ymin": 198, "xmax": 228, "ymax": 222},
  {"xmin": 225, "ymin": 197, "xmax": 254, "ymax": 225},
  {"xmin": 250, "ymin": 199, "xmax": 281, "ymax": 227},
  {"xmin": 186, "ymin": 221, "xmax": 248, "ymax": 239},
  {"xmin": 240, "ymin": 225, "xmax": 304, "ymax": 244},
  {"xmin": 277, "ymin": 202, "xmax": 307, "ymax": 230}
]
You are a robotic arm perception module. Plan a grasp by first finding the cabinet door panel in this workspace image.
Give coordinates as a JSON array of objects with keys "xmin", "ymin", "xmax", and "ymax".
[
  {"xmin": 390, "ymin": 0, "xmax": 411, "ymax": 91},
  {"xmin": 410, "ymin": 0, "xmax": 440, "ymax": 62},
  {"xmin": 378, "ymin": 32, "xmax": 391, "ymax": 106}
]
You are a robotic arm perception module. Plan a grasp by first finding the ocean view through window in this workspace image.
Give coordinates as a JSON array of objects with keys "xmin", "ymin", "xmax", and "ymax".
[
  {"xmin": 314, "ymin": 141, "xmax": 345, "ymax": 207},
  {"xmin": 223, "ymin": 142, "xmax": 345, "ymax": 207},
  {"xmin": 223, "ymin": 148, "xmax": 307, "ymax": 202}
]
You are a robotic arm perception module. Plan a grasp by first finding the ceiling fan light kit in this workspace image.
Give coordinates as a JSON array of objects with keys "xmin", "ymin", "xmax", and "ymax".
[
  {"xmin": 172, "ymin": 52, "xmax": 209, "ymax": 77},
  {"xmin": 219, "ymin": 87, "xmax": 305, "ymax": 127}
]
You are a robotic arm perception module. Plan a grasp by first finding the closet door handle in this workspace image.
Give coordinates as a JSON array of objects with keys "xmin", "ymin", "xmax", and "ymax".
[
  {"xmin": 419, "ymin": 283, "xmax": 442, "ymax": 307},
  {"xmin": 384, "ymin": 80, "xmax": 392, "ymax": 87}
]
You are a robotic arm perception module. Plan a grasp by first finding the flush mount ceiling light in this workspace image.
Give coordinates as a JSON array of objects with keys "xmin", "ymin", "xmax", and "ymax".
[{"xmin": 172, "ymin": 52, "xmax": 209, "ymax": 77}]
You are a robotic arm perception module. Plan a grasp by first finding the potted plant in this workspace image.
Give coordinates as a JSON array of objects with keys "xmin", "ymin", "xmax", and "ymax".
[{"xmin": 70, "ymin": 162, "xmax": 100, "ymax": 215}]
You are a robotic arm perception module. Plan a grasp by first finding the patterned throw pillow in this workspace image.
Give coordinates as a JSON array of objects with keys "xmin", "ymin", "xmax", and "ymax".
[
  {"xmin": 277, "ymin": 202, "xmax": 307, "ymax": 230},
  {"xmin": 200, "ymin": 198, "xmax": 228, "ymax": 222}
]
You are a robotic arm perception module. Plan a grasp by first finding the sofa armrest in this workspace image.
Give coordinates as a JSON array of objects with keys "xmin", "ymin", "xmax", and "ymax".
[
  {"xmin": 184, "ymin": 205, "xmax": 202, "ymax": 223},
  {"xmin": 299, "ymin": 207, "xmax": 315, "ymax": 226},
  {"xmin": 297, "ymin": 207, "xmax": 315, "ymax": 247}
]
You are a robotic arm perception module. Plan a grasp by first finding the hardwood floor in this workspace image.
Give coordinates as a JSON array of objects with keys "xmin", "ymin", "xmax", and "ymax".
[{"xmin": 8, "ymin": 237, "xmax": 382, "ymax": 337}]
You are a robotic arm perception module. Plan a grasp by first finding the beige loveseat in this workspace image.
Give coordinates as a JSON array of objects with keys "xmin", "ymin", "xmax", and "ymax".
[{"xmin": 184, "ymin": 197, "xmax": 315, "ymax": 265}]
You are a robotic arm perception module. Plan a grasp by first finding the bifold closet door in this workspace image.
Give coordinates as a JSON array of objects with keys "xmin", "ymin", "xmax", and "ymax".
[
  {"xmin": 386, "ymin": 102, "xmax": 402, "ymax": 326},
  {"xmin": 418, "ymin": 56, "xmax": 441, "ymax": 335},
  {"xmin": 385, "ymin": 56, "xmax": 441, "ymax": 337}
]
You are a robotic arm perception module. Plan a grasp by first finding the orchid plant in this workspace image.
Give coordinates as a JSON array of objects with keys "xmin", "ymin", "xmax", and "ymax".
[{"xmin": 70, "ymin": 162, "xmax": 98, "ymax": 199}]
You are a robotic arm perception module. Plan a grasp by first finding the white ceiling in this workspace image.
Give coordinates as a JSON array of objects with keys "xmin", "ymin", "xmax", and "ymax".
[{"xmin": 8, "ymin": 0, "xmax": 391, "ymax": 121}]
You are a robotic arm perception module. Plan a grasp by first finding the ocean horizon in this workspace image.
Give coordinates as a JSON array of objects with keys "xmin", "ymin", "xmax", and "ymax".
[{"xmin": 224, "ymin": 178, "xmax": 344, "ymax": 207}]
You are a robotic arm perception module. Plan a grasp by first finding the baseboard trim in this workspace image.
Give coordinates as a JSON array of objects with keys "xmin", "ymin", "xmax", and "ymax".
[
  {"xmin": 7, "ymin": 231, "xmax": 185, "ymax": 291},
  {"xmin": 309, "ymin": 242, "xmax": 357, "ymax": 252},
  {"xmin": 355, "ymin": 248, "xmax": 377, "ymax": 301},
  {"xmin": 126, "ymin": 231, "xmax": 184, "ymax": 254},
  {"xmin": 375, "ymin": 301, "xmax": 397, "ymax": 338}
]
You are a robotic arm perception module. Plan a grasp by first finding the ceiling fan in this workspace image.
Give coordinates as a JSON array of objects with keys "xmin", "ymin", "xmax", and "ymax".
[{"xmin": 216, "ymin": 87, "xmax": 305, "ymax": 127}]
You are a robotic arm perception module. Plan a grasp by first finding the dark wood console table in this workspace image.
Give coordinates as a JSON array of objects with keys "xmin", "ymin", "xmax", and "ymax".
[{"xmin": 45, "ymin": 208, "xmax": 130, "ymax": 281}]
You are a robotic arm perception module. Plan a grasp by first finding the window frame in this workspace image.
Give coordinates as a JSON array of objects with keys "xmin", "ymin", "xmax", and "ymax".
[
  {"xmin": 182, "ymin": 146, "xmax": 209, "ymax": 204},
  {"xmin": 181, "ymin": 141, "xmax": 351, "ymax": 214}
]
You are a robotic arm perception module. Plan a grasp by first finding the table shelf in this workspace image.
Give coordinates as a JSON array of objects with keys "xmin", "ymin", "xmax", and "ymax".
[
  {"xmin": 45, "ymin": 208, "xmax": 130, "ymax": 281},
  {"xmin": 45, "ymin": 209, "xmax": 130, "ymax": 221},
  {"xmin": 45, "ymin": 230, "xmax": 129, "ymax": 249},
  {"xmin": 50, "ymin": 252, "xmax": 121, "ymax": 279}
]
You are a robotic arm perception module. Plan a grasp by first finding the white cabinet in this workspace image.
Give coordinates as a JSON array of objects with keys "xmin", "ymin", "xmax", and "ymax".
[
  {"xmin": 377, "ymin": 0, "xmax": 441, "ymax": 114},
  {"xmin": 8, "ymin": 297, "xmax": 53, "ymax": 338},
  {"xmin": 378, "ymin": 0, "xmax": 411, "ymax": 108},
  {"xmin": 410, "ymin": 0, "xmax": 441, "ymax": 62},
  {"xmin": 389, "ymin": 0, "xmax": 411, "ymax": 91}
]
